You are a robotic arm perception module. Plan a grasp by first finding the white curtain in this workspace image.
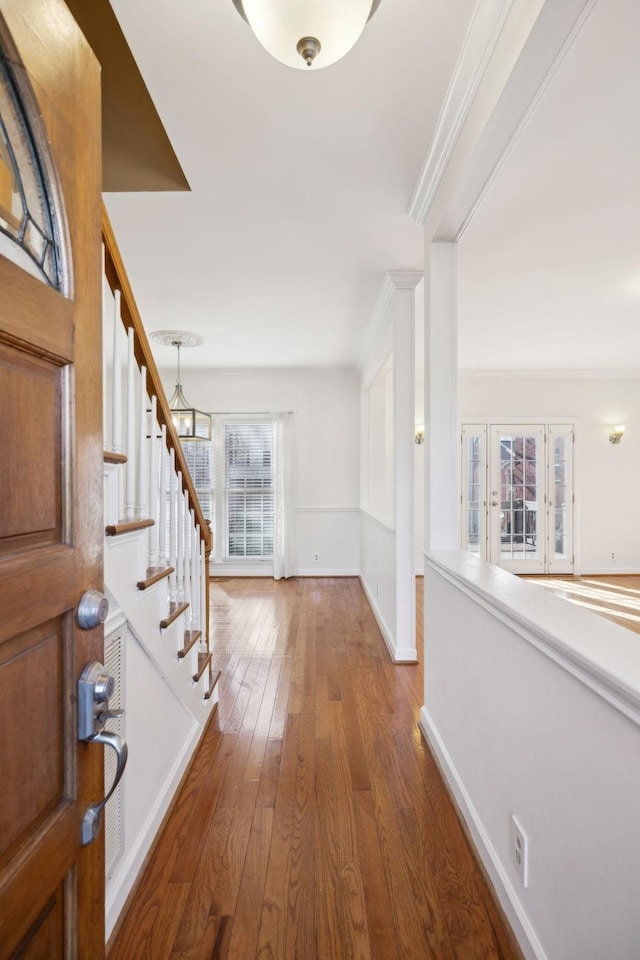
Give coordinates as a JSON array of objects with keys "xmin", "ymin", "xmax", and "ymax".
[{"xmin": 272, "ymin": 411, "xmax": 297, "ymax": 579}]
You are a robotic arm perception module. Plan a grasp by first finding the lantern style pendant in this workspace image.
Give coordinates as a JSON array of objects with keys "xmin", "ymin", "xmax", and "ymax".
[{"xmin": 151, "ymin": 331, "xmax": 212, "ymax": 441}]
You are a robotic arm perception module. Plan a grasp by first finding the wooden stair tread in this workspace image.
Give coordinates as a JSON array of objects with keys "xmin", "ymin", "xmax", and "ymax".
[
  {"xmin": 193, "ymin": 651, "xmax": 212, "ymax": 683},
  {"xmin": 103, "ymin": 450, "xmax": 127, "ymax": 464},
  {"xmin": 204, "ymin": 668, "xmax": 221, "ymax": 701},
  {"xmin": 137, "ymin": 566, "xmax": 174, "ymax": 590},
  {"xmin": 106, "ymin": 517, "xmax": 155, "ymax": 537},
  {"xmin": 159, "ymin": 601, "xmax": 189, "ymax": 630},
  {"xmin": 177, "ymin": 630, "xmax": 201, "ymax": 659}
]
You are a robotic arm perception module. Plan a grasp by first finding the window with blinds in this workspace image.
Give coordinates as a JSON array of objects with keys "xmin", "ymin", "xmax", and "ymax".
[
  {"xmin": 181, "ymin": 439, "xmax": 213, "ymax": 522},
  {"xmin": 224, "ymin": 423, "xmax": 274, "ymax": 559}
]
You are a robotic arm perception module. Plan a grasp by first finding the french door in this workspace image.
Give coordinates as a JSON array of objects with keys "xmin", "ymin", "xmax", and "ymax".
[{"xmin": 461, "ymin": 423, "xmax": 574, "ymax": 574}]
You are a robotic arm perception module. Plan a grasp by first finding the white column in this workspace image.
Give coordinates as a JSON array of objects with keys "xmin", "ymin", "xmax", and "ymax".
[
  {"xmin": 425, "ymin": 242, "xmax": 458, "ymax": 552},
  {"xmin": 112, "ymin": 291, "xmax": 122, "ymax": 455},
  {"xmin": 169, "ymin": 448, "xmax": 177, "ymax": 602},
  {"xmin": 148, "ymin": 396, "xmax": 158, "ymax": 566},
  {"xmin": 392, "ymin": 280, "xmax": 418, "ymax": 660},
  {"xmin": 125, "ymin": 327, "xmax": 136, "ymax": 521},
  {"xmin": 137, "ymin": 365, "xmax": 148, "ymax": 519}
]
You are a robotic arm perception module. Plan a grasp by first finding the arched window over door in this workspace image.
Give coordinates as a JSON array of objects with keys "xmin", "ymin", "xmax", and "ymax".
[{"xmin": 0, "ymin": 31, "xmax": 70, "ymax": 292}]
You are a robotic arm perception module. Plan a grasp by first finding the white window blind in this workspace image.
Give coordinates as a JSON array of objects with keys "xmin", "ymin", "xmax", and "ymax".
[
  {"xmin": 181, "ymin": 439, "xmax": 213, "ymax": 522},
  {"xmin": 224, "ymin": 423, "xmax": 274, "ymax": 559}
]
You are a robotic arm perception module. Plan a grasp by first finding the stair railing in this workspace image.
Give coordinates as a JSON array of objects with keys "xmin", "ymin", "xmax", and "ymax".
[{"xmin": 101, "ymin": 205, "xmax": 214, "ymax": 696}]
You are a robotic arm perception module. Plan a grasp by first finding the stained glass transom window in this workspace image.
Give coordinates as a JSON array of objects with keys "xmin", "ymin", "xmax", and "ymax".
[{"xmin": 0, "ymin": 45, "xmax": 64, "ymax": 289}]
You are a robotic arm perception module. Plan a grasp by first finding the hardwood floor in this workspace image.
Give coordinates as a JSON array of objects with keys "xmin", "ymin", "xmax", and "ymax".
[
  {"xmin": 522, "ymin": 574, "xmax": 640, "ymax": 635},
  {"xmin": 108, "ymin": 577, "xmax": 522, "ymax": 960}
]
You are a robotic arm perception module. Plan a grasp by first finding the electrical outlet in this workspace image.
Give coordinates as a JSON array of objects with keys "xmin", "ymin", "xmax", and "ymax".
[
  {"xmin": 511, "ymin": 815, "xmax": 528, "ymax": 887},
  {"xmin": 610, "ymin": 552, "xmax": 615, "ymax": 560},
  {"xmin": 313, "ymin": 552, "xmax": 319, "ymax": 563}
]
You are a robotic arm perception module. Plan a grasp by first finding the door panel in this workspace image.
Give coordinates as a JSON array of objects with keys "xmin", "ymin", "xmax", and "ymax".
[
  {"xmin": 0, "ymin": 4, "xmax": 103, "ymax": 959},
  {"xmin": 490, "ymin": 425, "xmax": 545, "ymax": 573},
  {"xmin": 0, "ymin": 342, "xmax": 63, "ymax": 549},
  {"xmin": 0, "ymin": 619, "xmax": 66, "ymax": 866},
  {"xmin": 548, "ymin": 425, "xmax": 574, "ymax": 574},
  {"xmin": 13, "ymin": 889, "xmax": 65, "ymax": 960},
  {"xmin": 461, "ymin": 425, "xmax": 487, "ymax": 557}
]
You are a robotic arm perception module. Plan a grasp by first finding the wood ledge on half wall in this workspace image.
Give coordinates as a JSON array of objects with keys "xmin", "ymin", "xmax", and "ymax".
[{"xmin": 65, "ymin": 0, "xmax": 190, "ymax": 193}]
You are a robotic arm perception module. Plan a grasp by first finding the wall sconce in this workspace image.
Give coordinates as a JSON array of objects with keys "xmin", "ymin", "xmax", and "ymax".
[
  {"xmin": 415, "ymin": 426, "xmax": 424, "ymax": 445},
  {"xmin": 609, "ymin": 424, "xmax": 625, "ymax": 444}
]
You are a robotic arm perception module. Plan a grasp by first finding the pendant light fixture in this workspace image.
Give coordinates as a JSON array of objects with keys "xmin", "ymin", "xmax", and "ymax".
[
  {"xmin": 232, "ymin": 0, "xmax": 382, "ymax": 70},
  {"xmin": 151, "ymin": 331, "xmax": 212, "ymax": 441}
]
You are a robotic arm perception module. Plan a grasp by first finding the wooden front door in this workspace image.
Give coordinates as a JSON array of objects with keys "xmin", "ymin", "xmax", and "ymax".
[{"xmin": 0, "ymin": 2, "xmax": 104, "ymax": 958}]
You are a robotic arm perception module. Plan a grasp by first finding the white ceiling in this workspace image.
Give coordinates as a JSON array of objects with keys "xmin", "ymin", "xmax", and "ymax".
[
  {"xmin": 104, "ymin": 0, "xmax": 640, "ymax": 377},
  {"xmin": 104, "ymin": 0, "xmax": 474, "ymax": 372},
  {"xmin": 458, "ymin": 0, "xmax": 640, "ymax": 373}
]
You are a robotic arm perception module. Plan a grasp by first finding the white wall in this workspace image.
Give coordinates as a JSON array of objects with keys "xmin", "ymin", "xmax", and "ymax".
[
  {"xmin": 103, "ymin": 524, "xmax": 213, "ymax": 938},
  {"xmin": 359, "ymin": 355, "xmax": 397, "ymax": 652},
  {"xmin": 159, "ymin": 368, "xmax": 360, "ymax": 576},
  {"xmin": 415, "ymin": 370, "xmax": 425, "ymax": 573},
  {"xmin": 422, "ymin": 552, "xmax": 640, "ymax": 960},
  {"xmin": 459, "ymin": 373, "xmax": 640, "ymax": 573},
  {"xmin": 359, "ymin": 512, "xmax": 396, "ymax": 653},
  {"xmin": 365, "ymin": 357, "xmax": 394, "ymax": 525}
]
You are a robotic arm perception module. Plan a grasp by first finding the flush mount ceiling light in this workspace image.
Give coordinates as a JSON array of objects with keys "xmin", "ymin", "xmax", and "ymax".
[{"xmin": 232, "ymin": 0, "xmax": 382, "ymax": 70}]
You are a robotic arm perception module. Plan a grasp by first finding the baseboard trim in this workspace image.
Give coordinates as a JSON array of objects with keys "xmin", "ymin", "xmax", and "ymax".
[
  {"xmin": 418, "ymin": 706, "xmax": 547, "ymax": 960},
  {"xmin": 105, "ymin": 707, "xmax": 215, "ymax": 945},
  {"xmin": 359, "ymin": 575, "xmax": 395, "ymax": 661}
]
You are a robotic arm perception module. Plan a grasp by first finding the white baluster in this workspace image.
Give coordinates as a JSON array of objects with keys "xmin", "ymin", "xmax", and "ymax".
[
  {"xmin": 125, "ymin": 327, "xmax": 136, "ymax": 520},
  {"xmin": 112, "ymin": 291, "xmax": 123, "ymax": 455},
  {"xmin": 148, "ymin": 396, "xmax": 158, "ymax": 567},
  {"xmin": 137, "ymin": 365, "xmax": 148, "ymax": 519},
  {"xmin": 192, "ymin": 524, "xmax": 199, "ymax": 632},
  {"xmin": 184, "ymin": 493, "xmax": 192, "ymax": 628},
  {"xmin": 201, "ymin": 540, "xmax": 207, "ymax": 647},
  {"xmin": 169, "ymin": 448, "xmax": 177, "ymax": 603},
  {"xmin": 158, "ymin": 425, "xmax": 167, "ymax": 566},
  {"xmin": 176, "ymin": 471, "xmax": 184, "ymax": 602}
]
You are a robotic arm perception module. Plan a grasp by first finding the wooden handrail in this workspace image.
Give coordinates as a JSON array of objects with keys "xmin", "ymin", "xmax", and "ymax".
[{"xmin": 101, "ymin": 205, "xmax": 211, "ymax": 555}]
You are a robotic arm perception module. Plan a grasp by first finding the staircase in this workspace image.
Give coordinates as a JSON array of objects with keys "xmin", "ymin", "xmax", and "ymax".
[{"xmin": 101, "ymin": 208, "xmax": 219, "ymax": 936}]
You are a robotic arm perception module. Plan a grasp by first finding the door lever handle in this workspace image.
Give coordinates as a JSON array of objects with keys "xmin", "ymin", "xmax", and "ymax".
[
  {"xmin": 82, "ymin": 729, "xmax": 128, "ymax": 845},
  {"xmin": 78, "ymin": 660, "xmax": 128, "ymax": 845},
  {"xmin": 96, "ymin": 707, "xmax": 125, "ymax": 723}
]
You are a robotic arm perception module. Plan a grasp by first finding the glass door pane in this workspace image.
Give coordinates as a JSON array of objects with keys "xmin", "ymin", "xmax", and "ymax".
[
  {"xmin": 461, "ymin": 425, "xmax": 487, "ymax": 558},
  {"xmin": 548, "ymin": 425, "xmax": 573, "ymax": 573},
  {"xmin": 490, "ymin": 425, "xmax": 545, "ymax": 573}
]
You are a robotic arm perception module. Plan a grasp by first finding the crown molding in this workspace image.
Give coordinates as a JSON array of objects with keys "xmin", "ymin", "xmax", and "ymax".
[
  {"xmin": 458, "ymin": 369, "xmax": 640, "ymax": 381},
  {"xmin": 359, "ymin": 270, "xmax": 423, "ymax": 380},
  {"xmin": 375, "ymin": 270, "xmax": 424, "ymax": 323},
  {"xmin": 408, "ymin": 0, "xmax": 597, "ymax": 239},
  {"xmin": 158, "ymin": 365, "xmax": 360, "ymax": 380},
  {"xmin": 452, "ymin": 0, "xmax": 597, "ymax": 243},
  {"xmin": 407, "ymin": 0, "xmax": 514, "ymax": 225}
]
